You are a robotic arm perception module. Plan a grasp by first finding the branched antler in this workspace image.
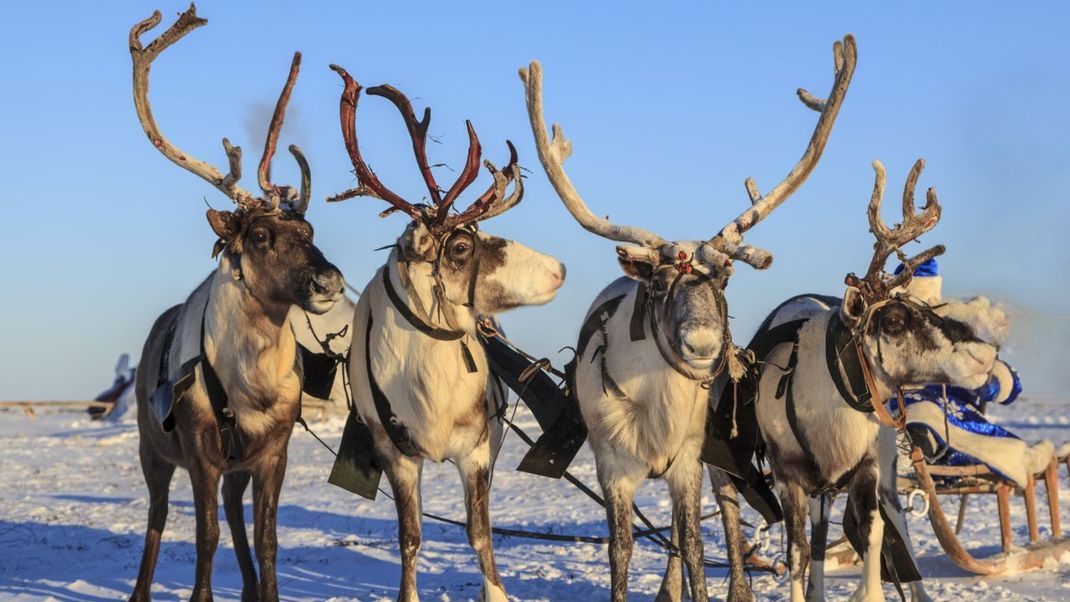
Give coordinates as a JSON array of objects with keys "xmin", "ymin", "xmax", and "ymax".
[
  {"xmin": 708, "ymin": 35, "xmax": 858, "ymax": 269},
  {"xmin": 845, "ymin": 159, "xmax": 944, "ymax": 300},
  {"xmin": 329, "ymin": 65, "xmax": 520, "ymax": 230},
  {"xmin": 258, "ymin": 52, "xmax": 307, "ymax": 211},
  {"xmin": 130, "ymin": 4, "xmax": 310, "ymax": 213},
  {"xmin": 519, "ymin": 61, "xmax": 666, "ymax": 249},
  {"xmin": 521, "ymin": 35, "xmax": 856, "ymax": 269}
]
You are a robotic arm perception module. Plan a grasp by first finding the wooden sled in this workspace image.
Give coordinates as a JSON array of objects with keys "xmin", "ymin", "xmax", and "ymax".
[{"xmin": 904, "ymin": 445, "xmax": 1070, "ymax": 575}]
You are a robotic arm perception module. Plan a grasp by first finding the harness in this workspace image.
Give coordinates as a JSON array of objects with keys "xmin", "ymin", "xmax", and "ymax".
[
  {"xmin": 519, "ymin": 268, "xmax": 735, "ymax": 480},
  {"xmin": 359, "ymin": 228, "xmax": 490, "ymax": 459}
]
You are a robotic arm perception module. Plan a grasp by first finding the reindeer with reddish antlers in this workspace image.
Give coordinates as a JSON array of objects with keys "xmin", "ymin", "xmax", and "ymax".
[
  {"xmin": 521, "ymin": 35, "xmax": 854, "ymax": 602},
  {"xmin": 128, "ymin": 6, "xmax": 344, "ymax": 601},
  {"xmin": 751, "ymin": 159, "xmax": 1007, "ymax": 602},
  {"xmin": 328, "ymin": 65, "xmax": 565, "ymax": 602}
]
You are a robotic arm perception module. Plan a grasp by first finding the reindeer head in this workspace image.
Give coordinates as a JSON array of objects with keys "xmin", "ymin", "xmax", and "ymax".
[
  {"xmin": 522, "ymin": 36, "xmax": 856, "ymax": 374},
  {"xmin": 841, "ymin": 160, "xmax": 1000, "ymax": 390},
  {"xmin": 326, "ymin": 66, "xmax": 564, "ymax": 318},
  {"xmin": 130, "ymin": 5, "xmax": 344, "ymax": 316}
]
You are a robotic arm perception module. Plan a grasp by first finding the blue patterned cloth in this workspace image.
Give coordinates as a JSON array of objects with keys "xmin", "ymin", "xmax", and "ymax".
[{"xmin": 893, "ymin": 364, "xmax": 1023, "ymax": 481}]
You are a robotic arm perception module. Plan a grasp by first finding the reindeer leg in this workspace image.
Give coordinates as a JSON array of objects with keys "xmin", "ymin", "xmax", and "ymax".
[
  {"xmin": 383, "ymin": 451, "xmax": 424, "ymax": 602},
  {"xmin": 654, "ymin": 510, "xmax": 684, "ymax": 602},
  {"xmin": 251, "ymin": 451, "xmax": 288, "ymax": 602},
  {"xmin": 847, "ymin": 462, "xmax": 886, "ymax": 602},
  {"xmin": 130, "ymin": 441, "xmax": 176, "ymax": 602},
  {"xmin": 222, "ymin": 471, "xmax": 258, "ymax": 602},
  {"xmin": 188, "ymin": 456, "xmax": 223, "ymax": 602},
  {"xmin": 806, "ymin": 494, "xmax": 830, "ymax": 602},
  {"xmin": 666, "ymin": 459, "xmax": 708, "ymax": 602},
  {"xmin": 709, "ymin": 466, "xmax": 753, "ymax": 602},
  {"xmin": 597, "ymin": 459, "xmax": 641, "ymax": 602},
  {"xmin": 781, "ymin": 482, "xmax": 810, "ymax": 602},
  {"xmin": 457, "ymin": 441, "xmax": 507, "ymax": 602}
]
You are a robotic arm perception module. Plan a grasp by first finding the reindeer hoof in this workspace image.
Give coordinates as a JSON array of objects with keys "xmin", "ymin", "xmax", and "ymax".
[
  {"xmin": 479, "ymin": 582, "xmax": 508, "ymax": 602},
  {"xmin": 848, "ymin": 586, "xmax": 886, "ymax": 602}
]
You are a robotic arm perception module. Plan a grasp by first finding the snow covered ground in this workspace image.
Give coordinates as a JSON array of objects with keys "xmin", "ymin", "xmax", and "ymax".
[{"xmin": 0, "ymin": 397, "xmax": 1068, "ymax": 601}]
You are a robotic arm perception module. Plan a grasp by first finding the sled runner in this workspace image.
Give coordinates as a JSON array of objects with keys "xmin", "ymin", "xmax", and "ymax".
[{"xmin": 902, "ymin": 446, "xmax": 1070, "ymax": 575}]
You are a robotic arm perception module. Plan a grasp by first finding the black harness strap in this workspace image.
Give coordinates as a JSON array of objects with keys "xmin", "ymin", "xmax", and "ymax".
[
  {"xmin": 364, "ymin": 312, "xmax": 424, "ymax": 458},
  {"xmin": 199, "ymin": 310, "xmax": 243, "ymax": 461},
  {"xmin": 382, "ymin": 267, "xmax": 477, "ymax": 374},
  {"xmin": 825, "ymin": 311, "xmax": 874, "ymax": 413}
]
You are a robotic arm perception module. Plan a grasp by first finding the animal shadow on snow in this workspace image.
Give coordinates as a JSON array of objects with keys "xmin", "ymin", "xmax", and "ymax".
[{"xmin": 3, "ymin": 496, "xmax": 615, "ymax": 600}]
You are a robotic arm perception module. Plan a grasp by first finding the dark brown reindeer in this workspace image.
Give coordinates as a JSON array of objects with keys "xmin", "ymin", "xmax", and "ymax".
[
  {"xmin": 328, "ymin": 65, "xmax": 564, "ymax": 601},
  {"xmin": 128, "ymin": 6, "xmax": 344, "ymax": 601}
]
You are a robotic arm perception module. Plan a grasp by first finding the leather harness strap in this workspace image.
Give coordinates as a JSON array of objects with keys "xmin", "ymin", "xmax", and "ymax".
[{"xmin": 364, "ymin": 312, "xmax": 425, "ymax": 458}]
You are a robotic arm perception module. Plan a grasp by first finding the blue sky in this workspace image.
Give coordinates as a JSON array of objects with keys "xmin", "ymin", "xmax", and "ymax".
[{"xmin": 1, "ymin": 1, "xmax": 1067, "ymax": 399}]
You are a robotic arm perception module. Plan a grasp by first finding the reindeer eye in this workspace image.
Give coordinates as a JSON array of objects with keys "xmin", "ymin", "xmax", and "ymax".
[
  {"xmin": 450, "ymin": 241, "xmax": 470, "ymax": 256},
  {"xmin": 881, "ymin": 312, "xmax": 907, "ymax": 335},
  {"xmin": 250, "ymin": 227, "xmax": 270, "ymax": 245},
  {"xmin": 651, "ymin": 278, "xmax": 668, "ymax": 293}
]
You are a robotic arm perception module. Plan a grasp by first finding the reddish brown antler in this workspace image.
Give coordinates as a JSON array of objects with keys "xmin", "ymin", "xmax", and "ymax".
[
  {"xmin": 258, "ymin": 52, "xmax": 309, "ymax": 212},
  {"xmin": 441, "ymin": 142, "xmax": 523, "ymax": 228},
  {"xmin": 327, "ymin": 65, "xmax": 420, "ymax": 218},
  {"xmin": 329, "ymin": 65, "xmax": 520, "ymax": 228},
  {"xmin": 845, "ymin": 159, "xmax": 944, "ymax": 300},
  {"xmin": 365, "ymin": 84, "xmax": 443, "ymax": 206}
]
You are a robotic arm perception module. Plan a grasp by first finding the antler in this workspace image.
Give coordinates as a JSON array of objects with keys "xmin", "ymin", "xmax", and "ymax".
[
  {"xmin": 131, "ymin": 5, "xmax": 310, "ymax": 213},
  {"xmin": 440, "ymin": 142, "xmax": 523, "ymax": 229},
  {"xmin": 520, "ymin": 61, "xmax": 665, "ymax": 248},
  {"xmin": 845, "ymin": 159, "xmax": 944, "ymax": 299},
  {"xmin": 258, "ymin": 52, "xmax": 311, "ymax": 212},
  {"xmin": 328, "ymin": 65, "xmax": 520, "ymax": 228},
  {"xmin": 327, "ymin": 65, "xmax": 420, "ymax": 218},
  {"xmin": 130, "ymin": 4, "xmax": 255, "ymax": 206},
  {"xmin": 708, "ymin": 35, "xmax": 857, "ymax": 269}
]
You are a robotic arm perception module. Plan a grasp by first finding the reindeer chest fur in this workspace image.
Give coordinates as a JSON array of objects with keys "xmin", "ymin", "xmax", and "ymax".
[
  {"xmin": 575, "ymin": 288, "xmax": 708, "ymax": 475},
  {"xmin": 351, "ymin": 278, "xmax": 489, "ymax": 462},
  {"xmin": 756, "ymin": 312, "xmax": 880, "ymax": 489}
]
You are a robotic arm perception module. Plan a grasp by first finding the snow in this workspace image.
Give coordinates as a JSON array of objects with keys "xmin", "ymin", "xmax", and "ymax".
[{"xmin": 0, "ymin": 397, "xmax": 1068, "ymax": 601}]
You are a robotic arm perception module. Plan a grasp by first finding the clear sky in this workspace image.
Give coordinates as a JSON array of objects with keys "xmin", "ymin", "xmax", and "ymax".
[{"xmin": 1, "ymin": 1, "xmax": 1067, "ymax": 400}]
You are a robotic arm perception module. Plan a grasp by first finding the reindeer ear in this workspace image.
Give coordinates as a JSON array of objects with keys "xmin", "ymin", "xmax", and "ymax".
[
  {"xmin": 616, "ymin": 245, "xmax": 659, "ymax": 281},
  {"xmin": 206, "ymin": 209, "xmax": 243, "ymax": 258},
  {"xmin": 841, "ymin": 286, "xmax": 867, "ymax": 328}
]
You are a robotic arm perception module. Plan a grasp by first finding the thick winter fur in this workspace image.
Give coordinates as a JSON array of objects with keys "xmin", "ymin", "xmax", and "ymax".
[
  {"xmin": 131, "ymin": 211, "xmax": 344, "ymax": 602},
  {"xmin": 348, "ymin": 222, "xmax": 563, "ymax": 602},
  {"xmin": 576, "ymin": 238, "xmax": 745, "ymax": 602},
  {"xmin": 754, "ymin": 291, "xmax": 1003, "ymax": 602}
]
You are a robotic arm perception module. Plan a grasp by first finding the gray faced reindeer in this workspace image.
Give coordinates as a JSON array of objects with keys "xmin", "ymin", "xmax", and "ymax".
[
  {"xmin": 327, "ymin": 66, "xmax": 565, "ymax": 602},
  {"xmin": 520, "ymin": 34, "xmax": 855, "ymax": 602},
  {"xmin": 128, "ymin": 7, "xmax": 344, "ymax": 601},
  {"xmin": 752, "ymin": 159, "xmax": 1006, "ymax": 602}
]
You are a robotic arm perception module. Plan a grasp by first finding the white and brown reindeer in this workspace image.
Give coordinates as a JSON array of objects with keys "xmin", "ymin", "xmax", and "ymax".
[
  {"xmin": 129, "ymin": 6, "xmax": 344, "ymax": 601},
  {"xmin": 327, "ymin": 65, "xmax": 565, "ymax": 602},
  {"xmin": 753, "ymin": 159, "xmax": 1007, "ymax": 602},
  {"xmin": 520, "ymin": 34, "xmax": 855, "ymax": 602}
]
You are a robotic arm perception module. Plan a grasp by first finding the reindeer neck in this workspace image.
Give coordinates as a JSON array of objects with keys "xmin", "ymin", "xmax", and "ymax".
[
  {"xmin": 604, "ymin": 284, "xmax": 706, "ymax": 397},
  {"xmin": 388, "ymin": 250, "xmax": 477, "ymax": 335},
  {"xmin": 203, "ymin": 261, "xmax": 298, "ymax": 387}
]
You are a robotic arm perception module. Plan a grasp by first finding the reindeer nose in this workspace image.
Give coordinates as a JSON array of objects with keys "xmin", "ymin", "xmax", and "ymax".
[
  {"xmin": 679, "ymin": 327, "xmax": 719, "ymax": 361},
  {"xmin": 311, "ymin": 269, "xmax": 344, "ymax": 297}
]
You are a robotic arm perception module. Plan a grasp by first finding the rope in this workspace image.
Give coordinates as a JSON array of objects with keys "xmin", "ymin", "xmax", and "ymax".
[{"xmin": 298, "ymin": 316, "xmax": 778, "ymax": 572}]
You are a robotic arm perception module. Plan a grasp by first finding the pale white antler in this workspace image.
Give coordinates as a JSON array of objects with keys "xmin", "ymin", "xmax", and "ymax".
[
  {"xmin": 520, "ymin": 61, "xmax": 665, "ymax": 249},
  {"xmin": 708, "ymin": 35, "xmax": 858, "ymax": 269},
  {"xmin": 845, "ymin": 159, "xmax": 944, "ymax": 300}
]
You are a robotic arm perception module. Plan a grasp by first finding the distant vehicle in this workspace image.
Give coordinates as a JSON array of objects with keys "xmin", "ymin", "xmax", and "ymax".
[{"xmin": 88, "ymin": 353, "xmax": 136, "ymax": 421}]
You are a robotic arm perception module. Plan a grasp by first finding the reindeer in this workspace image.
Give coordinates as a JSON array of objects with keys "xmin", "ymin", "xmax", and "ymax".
[
  {"xmin": 128, "ymin": 6, "xmax": 344, "ymax": 601},
  {"xmin": 326, "ymin": 65, "xmax": 565, "ymax": 602},
  {"xmin": 752, "ymin": 159, "xmax": 1007, "ymax": 602},
  {"xmin": 520, "ymin": 34, "xmax": 855, "ymax": 602}
]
